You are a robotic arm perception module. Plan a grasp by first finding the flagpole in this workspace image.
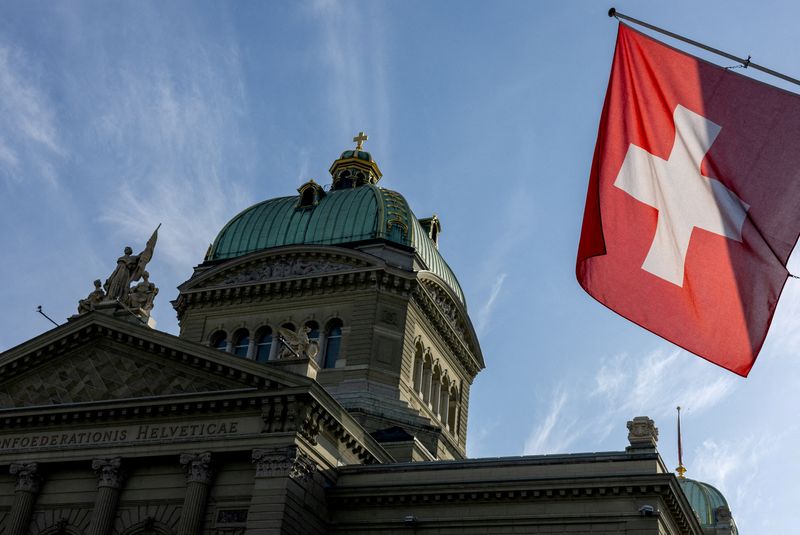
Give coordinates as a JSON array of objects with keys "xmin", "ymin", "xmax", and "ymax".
[
  {"xmin": 676, "ymin": 406, "xmax": 687, "ymax": 479},
  {"xmin": 608, "ymin": 8, "xmax": 800, "ymax": 88}
]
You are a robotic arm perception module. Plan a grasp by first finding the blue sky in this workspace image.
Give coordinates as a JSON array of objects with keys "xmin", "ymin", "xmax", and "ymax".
[{"xmin": 1, "ymin": 1, "xmax": 798, "ymax": 531}]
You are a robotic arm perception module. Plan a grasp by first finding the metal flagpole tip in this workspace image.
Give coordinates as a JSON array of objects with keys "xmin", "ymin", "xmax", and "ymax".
[{"xmin": 608, "ymin": 7, "xmax": 617, "ymax": 17}]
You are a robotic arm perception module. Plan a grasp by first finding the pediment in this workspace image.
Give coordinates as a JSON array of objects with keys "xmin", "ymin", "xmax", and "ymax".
[
  {"xmin": 0, "ymin": 340, "xmax": 244, "ymax": 409},
  {"xmin": 0, "ymin": 313, "xmax": 311, "ymax": 410},
  {"xmin": 181, "ymin": 246, "xmax": 379, "ymax": 292}
]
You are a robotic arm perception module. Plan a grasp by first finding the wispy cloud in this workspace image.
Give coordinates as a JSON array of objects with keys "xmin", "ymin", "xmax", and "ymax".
[
  {"xmin": 306, "ymin": 0, "xmax": 390, "ymax": 152},
  {"xmin": 473, "ymin": 185, "xmax": 533, "ymax": 334},
  {"xmin": 96, "ymin": 40, "xmax": 253, "ymax": 274},
  {"xmin": 523, "ymin": 387, "xmax": 579, "ymax": 454},
  {"xmin": 476, "ymin": 272, "xmax": 507, "ymax": 335},
  {"xmin": 521, "ymin": 348, "xmax": 738, "ymax": 456},
  {"xmin": 0, "ymin": 44, "xmax": 64, "ymax": 186},
  {"xmin": 591, "ymin": 349, "xmax": 736, "ymax": 426},
  {"xmin": 691, "ymin": 434, "xmax": 773, "ymax": 530}
]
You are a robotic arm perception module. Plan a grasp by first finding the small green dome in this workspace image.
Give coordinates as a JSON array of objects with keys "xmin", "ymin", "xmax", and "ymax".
[
  {"xmin": 208, "ymin": 184, "xmax": 465, "ymax": 305},
  {"xmin": 339, "ymin": 149, "xmax": 373, "ymax": 162},
  {"xmin": 678, "ymin": 478, "xmax": 734, "ymax": 529}
]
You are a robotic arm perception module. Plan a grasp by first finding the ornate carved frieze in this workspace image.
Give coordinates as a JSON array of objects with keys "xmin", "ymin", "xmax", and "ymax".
[
  {"xmin": 180, "ymin": 452, "xmax": 213, "ymax": 484},
  {"xmin": 420, "ymin": 279, "xmax": 475, "ymax": 350},
  {"xmin": 252, "ymin": 446, "xmax": 316, "ymax": 481},
  {"xmin": 10, "ymin": 462, "xmax": 41, "ymax": 493},
  {"xmin": 421, "ymin": 280, "xmax": 460, "ymax": 325},
  {"xmin": 92, "ymin": 457, "xmax": 125, "ymax": 489},
  {"xmin": 412, "ymin": 286, "xmax": 481, "ymax": 377},
  {"xmin": 201, "ymin": 254, "xmax": 369, "ymax": 290}
]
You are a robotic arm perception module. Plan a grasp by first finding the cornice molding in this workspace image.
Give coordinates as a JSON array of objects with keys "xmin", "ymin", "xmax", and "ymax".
[
  {"xmin": 174, "ymin": 268, "xmax": 415, "ymax": 317},
  {"xmin": 328, "ymin": 476, "xmax": 700, "ymax": 534}
]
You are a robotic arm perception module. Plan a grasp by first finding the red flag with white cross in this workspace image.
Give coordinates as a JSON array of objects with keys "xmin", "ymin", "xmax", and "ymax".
[{"xmin": 577, "ymin": 24, "xmax": 800, "ymax": 376}]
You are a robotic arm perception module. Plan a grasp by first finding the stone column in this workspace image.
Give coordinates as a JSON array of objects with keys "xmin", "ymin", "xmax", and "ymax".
[
  {"xmin": 177, "ymin": 452, "xmax": 213, "ymax": 535},
  {"xmin": 87, "ymin": 458, "xmax": 125, "ymax": 535},
  {"xmin": 7, "ymin": 462, "xmax": 42, "ymax": 535},
  {"xmin": 269, "ymin": 332, "xmax": 279, "ymax": 361},
  {"xmin": 246, "ymin": 446, "xmax": 323, "ymax": 534}
]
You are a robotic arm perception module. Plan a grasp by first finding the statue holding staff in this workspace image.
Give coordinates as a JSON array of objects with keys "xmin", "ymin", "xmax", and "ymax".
[{"xmin": 104, "ymin": 225, "xmax": 160, "ymax": 302}]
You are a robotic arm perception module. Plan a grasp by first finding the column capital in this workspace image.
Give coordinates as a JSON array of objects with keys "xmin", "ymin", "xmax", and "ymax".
[
  {"xmin": 252, "ymin": 446, "xmax": 316, "ymax": 481},
  {"xmin": 180, "ymin": 452, "xmax": 213, "ymax": 485},
  {"xmin": 10, "ymin": 462, "xmax": 41, "ymax": 493},
  {"xmin": 92, "ymin": 457, "xmax": 125, "ymax": 489}
]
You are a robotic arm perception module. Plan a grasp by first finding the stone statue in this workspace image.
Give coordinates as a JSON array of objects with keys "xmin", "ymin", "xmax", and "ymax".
[
  {"xmin": 277, "ymin": 326, "xmax": 319, "ymax": 360},
  {"xmin": 126, "ymin": 271, "xmax": 158, "ymax": 315},
  {"xmin": 78, "ymin": 279, "xmax": 106, "ymax": 314},
  {"xmin": 104, "ymin": 225, "xmax": 160, "ymax": 302}
]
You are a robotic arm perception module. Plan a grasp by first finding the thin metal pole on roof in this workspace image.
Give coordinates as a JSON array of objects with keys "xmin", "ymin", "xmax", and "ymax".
[
  {"xmin": 36, "ymin": 305, "xmax": 60, "ymax": 327},
  {"xmin": 608, "ymin": 7, "xmax": 800, "ymax": 88}
]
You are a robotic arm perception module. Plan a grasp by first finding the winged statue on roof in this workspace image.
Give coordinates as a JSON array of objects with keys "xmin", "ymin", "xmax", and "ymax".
[{"xmin": 104, "ymin": 224, "xmax": 160, "ymax": 302}]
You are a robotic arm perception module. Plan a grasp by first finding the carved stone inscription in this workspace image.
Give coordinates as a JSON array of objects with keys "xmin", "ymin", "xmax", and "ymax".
[{"xmin": 0, "ymin": 417, "xmax": 259, "ymax": 452}]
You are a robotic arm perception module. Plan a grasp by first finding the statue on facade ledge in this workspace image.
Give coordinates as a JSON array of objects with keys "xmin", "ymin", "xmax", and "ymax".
[
  {"xmin": 77, "ymin": 279, "xmax": 106, "ymax": 314},
  {"xmin": 277, "ymin": 326, "xmax": 319, "ymax": 360},
  {"xmin": 75, "ymin": 225, "xmax": 160, "ymax": 322},
  {"xmin": 126, "ymin": 270, "xmax": 159, "ymax": 317},
  {"xmin": 104, "ymin": 225, "xmax": 160, "ymax": 302}
]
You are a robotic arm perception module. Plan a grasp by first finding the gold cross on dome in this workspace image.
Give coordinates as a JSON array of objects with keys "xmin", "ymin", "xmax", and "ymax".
[{"xmin": 353, "ymin": 131, "xmax": 368, "ymax": 150}]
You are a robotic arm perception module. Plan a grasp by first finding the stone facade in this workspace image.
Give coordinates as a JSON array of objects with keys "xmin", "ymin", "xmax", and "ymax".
[
  {"xmin": 0, "ymin": 309, "xmax": 707, "ymax": 535},
  {"xmin": 173, "ymin": 243, "xmax": 481, "ymax": 461}
]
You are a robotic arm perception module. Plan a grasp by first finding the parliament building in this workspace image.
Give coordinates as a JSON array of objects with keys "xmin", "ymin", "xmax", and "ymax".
[{"xmin": 0, "ymin": 137, "xmax": 737, "ymax": 534}]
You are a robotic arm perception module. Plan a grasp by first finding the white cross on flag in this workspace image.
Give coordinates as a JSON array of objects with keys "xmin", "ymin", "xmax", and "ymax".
[{"xmin": 577, "ymin": 24, "xmax": 800, "ymax": 376}]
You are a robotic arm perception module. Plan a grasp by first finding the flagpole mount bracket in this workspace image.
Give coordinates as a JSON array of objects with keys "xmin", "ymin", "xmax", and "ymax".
[{"xmin": 608, "ymin": 7, "xmax": 617, "ymax": 18}]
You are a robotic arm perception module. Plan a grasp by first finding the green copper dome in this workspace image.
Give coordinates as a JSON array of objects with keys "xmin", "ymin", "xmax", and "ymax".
[
  {"xmin": 678, "ymin": 478, "xmax": 735, "ymax": 531},
  {"xmin": 208, "ymin": 184, "xmax": 466, "ymax": 305}
]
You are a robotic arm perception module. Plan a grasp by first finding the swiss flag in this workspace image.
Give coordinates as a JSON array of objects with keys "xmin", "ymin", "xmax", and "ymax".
[{"xmin": 577, "ymin": 24, "xmax": 800, "ymax": 376}]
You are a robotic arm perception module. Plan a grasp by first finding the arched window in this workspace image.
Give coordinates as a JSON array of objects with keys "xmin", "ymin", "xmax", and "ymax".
[
  {"xmin": 448, "ymin": 386, "xmax": 459, "ymax": 434},
  {"xmin": 337, "ymin": 170, "xmax": 352, "ymax": 189},
  {"xmin": 255, "ymin": 327, "xmax": 273, "ymax": 363},
  {"xmin": 421, "ymin": 353, "xmax": 433, "ymax": 403},
  {"xmin": 439, "ymin": 376, "xmax": 450, "ymax": 425},
  {"xmin": 300, "ymin": 187, "xmax": 315, "ymax": 207},
  {"xmin": 323, "ymin": 319, "xmax": 343, "ymax": 369},
  {"xmin": 412, "ymin": 345, "xmax": 424, "ymax": 394},
  {"xmin": 211, "ymin": 331, "xmax": 228, "ymax": 351},
  {"xmin": 305, "ymin": 321, "xmax": 320, "ymax": 343},
  {"xmin": 232, "ymin": 329, "xmax": 250, "ymax": 358},
  {"xmin": 431, "ymin": 367, "xmax": 442, "ymax": 416}
]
